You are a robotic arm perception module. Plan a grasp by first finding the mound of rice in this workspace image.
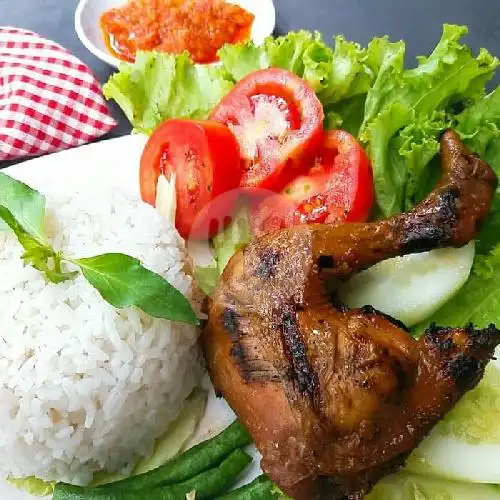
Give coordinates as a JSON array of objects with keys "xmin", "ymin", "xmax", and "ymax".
[{"xmin": 0, "ymin": 184, "xmax": 202, "ymax": 484}]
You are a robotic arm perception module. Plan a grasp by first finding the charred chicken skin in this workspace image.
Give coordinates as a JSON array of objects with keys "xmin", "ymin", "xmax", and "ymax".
[{"xmin": 202, "ymin": 130, "xmax": 500, "ymax": 499}]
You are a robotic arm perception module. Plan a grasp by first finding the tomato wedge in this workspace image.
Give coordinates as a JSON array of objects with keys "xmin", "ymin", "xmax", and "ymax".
[
  {"xmin": 140, "ymin": 119, "xmax": 242, "ymax": 239},
  {"xmin": 250, "ymin": 130, "xmax": 374, "ymax": 237},
  {"xmin": 210, "ymin": 68, "xmax": 324, "ymax": 193}
]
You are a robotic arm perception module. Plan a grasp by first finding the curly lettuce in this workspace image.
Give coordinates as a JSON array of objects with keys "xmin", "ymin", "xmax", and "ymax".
[
  {"xmin": 360, "ymin": 24, "xmax": 498, "ymax": 215},
  {"xmin": 103, "ymin": 52, "xmax": 234, "ymax": 134}
]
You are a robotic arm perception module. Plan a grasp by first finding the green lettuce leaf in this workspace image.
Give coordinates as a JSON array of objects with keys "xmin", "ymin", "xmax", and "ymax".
[
  {"xmin": 7, "ymin": 477, "xmax": 55, "ymax": 497},
  {"xmin": 212, "ymin": 208, "xmax": 250, "ymax": 273},
  {"xmin": 453, "ymin": 88, "xmax": 500, "ymax": 254},
  {"xmin": 324, "ymin": 94, "xmax": 367, "ymax": 135},
  {"xmin": 103, "ymin": 52, "xmax": 234, "ymax": 134},
  {"xmin": 194, "ymin": 260, "xmax": 220, "ymax": 296},
  {"xmin": 360, "ymin": 24, "xmax": 498, "ymax": 216},
  {"xmin": 219, "ymin": 31, "xmax": 329, "ymax": 87},
  {"xmin": 194, "ymin": 208, "xmax": 250, "ymax": 295},
  {"xmin": 220, "ymin": 30, "xmax": 377, "ymax": 108},
  {"xmin": 476, "ymin": 193, "xmax": 500, "ymax": 256},
  {"xmin": 398, "ymin": 111, "xmax": 451, "ymax": 210},
  {"xmin": 457, "ymin": 87, "xmax": 500, "ymax": 157}
]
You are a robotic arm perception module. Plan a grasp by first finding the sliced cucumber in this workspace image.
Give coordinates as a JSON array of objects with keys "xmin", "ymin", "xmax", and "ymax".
[
  {"xmin": 406, "ymin": 349, "xmax": 500, "ymax": 483},
  {"xmin": 339, "ymin": 243, "xmax": 475, "ymax": 327},
  {"xmin": 367, "ymin": 472, "xmax": 500, "ymax": 499}
]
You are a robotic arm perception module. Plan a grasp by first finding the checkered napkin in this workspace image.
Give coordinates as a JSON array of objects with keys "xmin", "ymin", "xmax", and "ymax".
[{"xmin": 0, "ymin": 27, "xmax": 116, "ymax": 161}]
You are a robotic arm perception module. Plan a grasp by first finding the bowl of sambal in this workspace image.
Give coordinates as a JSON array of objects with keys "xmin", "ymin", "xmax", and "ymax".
[{"xmin": 75, "ymin": 0, "xmax": 276, "ymax": 68}]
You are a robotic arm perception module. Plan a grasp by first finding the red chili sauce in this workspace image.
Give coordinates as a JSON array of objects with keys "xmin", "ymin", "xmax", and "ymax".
[{"xmin": 100, "ymin": 0, "xmax": 255, "ymax": 64}]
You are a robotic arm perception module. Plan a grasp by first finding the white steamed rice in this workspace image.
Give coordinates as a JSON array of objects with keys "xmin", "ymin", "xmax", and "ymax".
[{"xmin": 0, "ymin": 183, "xmax": 202, "ymax": 484}]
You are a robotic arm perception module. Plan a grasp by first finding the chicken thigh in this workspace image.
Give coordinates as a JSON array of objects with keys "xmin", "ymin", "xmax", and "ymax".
[{"xmin": 202, "ymin": 130, "xmax": 500, "ymax": 499}]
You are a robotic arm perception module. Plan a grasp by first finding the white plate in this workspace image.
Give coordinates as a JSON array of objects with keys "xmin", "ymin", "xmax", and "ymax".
[
  {"xmin": 75, "ymin": 0, "xmax": 276, "ymax": 68},
  {"xmin": 1, "ymin": 135, "xmax": 261, "ymax": 498}
]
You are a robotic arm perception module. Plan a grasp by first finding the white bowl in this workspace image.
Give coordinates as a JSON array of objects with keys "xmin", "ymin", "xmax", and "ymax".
[{"xmin": 75, "ymin": 0, "xmax": 276, "ymax": 68}]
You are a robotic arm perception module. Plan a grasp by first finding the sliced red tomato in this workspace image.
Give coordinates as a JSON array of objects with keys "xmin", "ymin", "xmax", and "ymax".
[
  {"xmin": 209, "ymin": 68, "xmax": 324, "ymax": 193},
  {"xmin": 140, "ymin": 119, "xmax": 242, "ymax": 239},
  {"xmin": 251, "ymin": 129, "xmax": 374, "ymax": 237}
]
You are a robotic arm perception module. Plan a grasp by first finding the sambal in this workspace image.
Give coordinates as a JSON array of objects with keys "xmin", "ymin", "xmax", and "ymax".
[{"xmin": 100, "ymin": 0, "xmax": 255, "ymax": 64}]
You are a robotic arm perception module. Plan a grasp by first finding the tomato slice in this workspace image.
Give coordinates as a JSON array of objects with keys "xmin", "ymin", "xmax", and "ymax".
[
  {"xmin": 250, "ymin": 130, "xmax": 374, "ymax": 237},
  {"xmin": 209, "ymin": 68, "xmax": 324, "ymax": 193},
  {"xmin": 140, "ymin": 119, "xmax": 242, "ymax": 239}
]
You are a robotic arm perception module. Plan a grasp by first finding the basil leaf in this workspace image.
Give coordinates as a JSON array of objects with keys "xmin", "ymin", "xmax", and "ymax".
[
  {"xmin": 0, "ymin": 205, "xmax": 77, "ymax": 284},
  {"xmin": 74, "ymin": 254, "xmax": 198, "ymax": 325},
  {"xmin": 0, "ymin": 173, "xmax": 46, "ymax": 239}
]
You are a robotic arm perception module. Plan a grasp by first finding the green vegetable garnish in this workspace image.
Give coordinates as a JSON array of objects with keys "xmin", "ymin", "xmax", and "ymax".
[
  {"xmin": 359, "ymin": 24, "xmax": 498, "ymax": 215},
  {"xmin": 160, "ymin": 448, "xmax": 252, "ymax": 500},
  {"xmin": 74, "ymin": 254, "xmax": 197, "ymax": 325},
  {"xmin": 0, "ymin": 172, "xmax": 46, "ymax": 238},
  {"xmin": 90, "ymin": 390, "xmax": 207, "ymax": 486},
  {"xmin": 103, "ymin": 52, "xmax": 233, "ymax": 134},
  {"xmin": 194, "ymin": 259, "xmax": 220, "ymax": 297},
  {"xmin": 0, "ymin": 205, "xmax": 78, "ymax": 284},
  {"xmin": 53, "ymin": 449, "xmax": 252, "ymax": 500},
  {"xmin": 7, "ymin": 476, "xmax": 55, "ymax": 497},
  {"xmin": 0, "ymin": 174, "xmax": 197, "ymax": 325},
  {"xmin": 195, "ymin": 208, "xmax": 250, "ymax": 295},
  {"xmin": 105, "ymin": 420, "xmax": 251, "ymax": 490}
]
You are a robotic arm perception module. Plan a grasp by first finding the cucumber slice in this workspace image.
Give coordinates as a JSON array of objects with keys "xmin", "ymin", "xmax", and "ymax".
[
  {"xmin": 406, "ymin": 349, "xmax": 500, "ymax": 483},
  {"xmin": 339, "ymin": 243, "xmax": 475, "ymax": 327},
  {"xmin": 366, "ymin": 472, "xmax": 500, "ymax": 499}
]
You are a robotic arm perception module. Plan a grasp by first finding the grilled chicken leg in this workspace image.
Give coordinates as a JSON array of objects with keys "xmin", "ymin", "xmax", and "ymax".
[{"xmin": 202, "ymin": 130, "xmax": 500, "ymax": 499}]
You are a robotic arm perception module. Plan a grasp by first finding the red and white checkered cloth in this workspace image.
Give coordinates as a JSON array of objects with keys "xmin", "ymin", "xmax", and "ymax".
[{"xmin": 0, "ymin": 27, "xmax": 116, "ymax": 161}]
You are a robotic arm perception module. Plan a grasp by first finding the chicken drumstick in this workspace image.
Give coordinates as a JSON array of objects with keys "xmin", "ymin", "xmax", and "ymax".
[{"xmin": 203, "ymin": 130, "xmax": 500, "ymax": 499}]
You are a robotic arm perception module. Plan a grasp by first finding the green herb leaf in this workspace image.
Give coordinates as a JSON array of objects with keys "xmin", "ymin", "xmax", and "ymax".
[
  {"xmin": 0, "ymin": 172, "xmax": 46, "ymax": 238},
  {"xmin": 0, "ymin": 205, "xmax": 77, "ymax": 284},
  {"xmin": 74, "ymin": 254, "xmax": 198, "ymax": 325}
]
